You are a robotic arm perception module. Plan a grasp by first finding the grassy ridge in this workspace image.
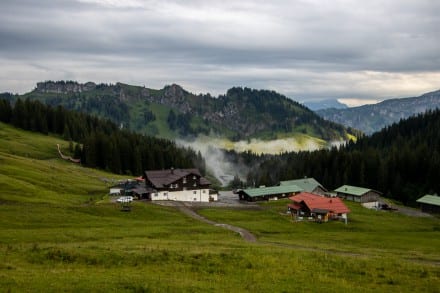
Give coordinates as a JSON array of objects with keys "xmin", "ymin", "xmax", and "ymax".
[{"xmin": 0, "ymin": 123, "xmax": 439, "ymax": 292}]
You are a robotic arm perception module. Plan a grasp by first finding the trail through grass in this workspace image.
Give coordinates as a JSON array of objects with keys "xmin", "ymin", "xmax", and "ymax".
[{"xmin": 0, "ymin": 123, "xmax": 439, "ymax": 292}]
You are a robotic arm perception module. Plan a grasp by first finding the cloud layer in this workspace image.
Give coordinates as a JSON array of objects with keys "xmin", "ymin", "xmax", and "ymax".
[{"xmin": 1, "ymin": 0, "xmax": 439, "ymax": 102}]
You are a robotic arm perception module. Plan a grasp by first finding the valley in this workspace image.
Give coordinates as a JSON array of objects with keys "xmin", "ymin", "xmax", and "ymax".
[{"xmin": 0, "ymin": 122, "xmax": 439, "ymax": 292}]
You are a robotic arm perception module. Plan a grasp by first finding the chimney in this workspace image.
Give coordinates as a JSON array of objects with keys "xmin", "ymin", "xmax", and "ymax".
[{"xmin": 170, "ymin": 167, "xmax": 174, "ymax": 174}]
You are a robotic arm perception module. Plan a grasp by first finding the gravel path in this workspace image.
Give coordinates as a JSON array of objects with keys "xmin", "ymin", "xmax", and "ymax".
[
  {"xmin": 175, "ymin": 202, "xmax": 257, "ymax": 242},
  {"xmin": 380, "ymin": 197, "xmax": 432, "ymax": 217}
]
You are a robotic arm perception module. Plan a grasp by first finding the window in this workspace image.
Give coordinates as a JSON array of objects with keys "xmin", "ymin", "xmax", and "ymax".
[
  {"xmin": 193, "ymin": 176, "xmax": 196, "ymax": 180},
  {"xmin": 193, "ymin": 183, "xmax": 197, "ymax": 187},
  {"xmin": 202, "ymin": 190, "xmax": 206, "ymax": 193},
  {"xmin": 154, "ymin": 193, "xmax": 158, "ymax": 197},
  {"xmin": 182, "ymin": 177, "xmax": 187, "ymax": 184},
  {"xmin": 193, "ymin": 191, "xmax": 197, "ymax": 195}
]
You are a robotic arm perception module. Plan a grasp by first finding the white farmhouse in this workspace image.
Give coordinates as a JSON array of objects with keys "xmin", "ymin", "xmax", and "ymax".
[{"xmin": 144, "ymin": 168, "xmax": 216, "ymax": 202}]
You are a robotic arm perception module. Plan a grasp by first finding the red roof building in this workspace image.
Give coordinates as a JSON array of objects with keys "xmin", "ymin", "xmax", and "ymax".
[{"xmin": 288, "ymin": 192, "xmax": 350, "ymax": 223}]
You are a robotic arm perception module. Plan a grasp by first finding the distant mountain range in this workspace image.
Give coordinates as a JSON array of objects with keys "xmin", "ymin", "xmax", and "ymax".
[
  {"xmin": 303, "ymin": 99, "xmax": 348, "ymax": 111},
  {"xmin": 316, "ymin": 90, "xmax": 440, "ymax": 134},
  {"xmin": 0, "ymin": 81, "xmax": 356, "ymax": 143}
]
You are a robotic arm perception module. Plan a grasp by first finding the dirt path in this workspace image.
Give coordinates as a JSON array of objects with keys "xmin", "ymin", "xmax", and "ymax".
[
  {"xmin": 176, "ymin": 203, "xmax": 257, "ymax": 242},
  {"xmin": 380, "ymin": 197, "xmax": 432, "ymax": 217},
  {"xmin": 170, "ymin": 202, "xmax": 439, "ymax": 265}
]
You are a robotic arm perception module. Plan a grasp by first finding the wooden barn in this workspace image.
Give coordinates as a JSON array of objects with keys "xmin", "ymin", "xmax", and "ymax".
[
  {"xmin": 334, "ymin": 185, "xmax": 381, "ymax": 203},
  {"xmin": 416, "ymin": 194, "xmax": 440, "ymax": 214}
]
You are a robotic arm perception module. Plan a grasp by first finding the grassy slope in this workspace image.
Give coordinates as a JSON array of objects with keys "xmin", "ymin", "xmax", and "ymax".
[{"xmin": 0, "ymin": 123, "xmax": 439, "ymax": 292}]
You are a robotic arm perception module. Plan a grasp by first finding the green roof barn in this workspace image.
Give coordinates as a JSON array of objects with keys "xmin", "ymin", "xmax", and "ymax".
[
  {"xmin": 238, "ymin": 185, "xmax": 303, "ymax": 201},
  {"xmin": 335, "ymin": 185, "xmax": 381, "ymax": 203},
  {"xmin": 280, "ymin": 177, "xmax": 327, "ymax": 195},
  {"xmin": 416, "ymin": 194, "xmax": 440, "ymax": 214}
]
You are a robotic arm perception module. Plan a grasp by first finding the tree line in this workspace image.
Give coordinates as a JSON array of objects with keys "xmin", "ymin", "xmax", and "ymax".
[
  {"xmin": 0, "ymin": 98, "xmax": 205, "ymax": 175},
  {"xmin": 241, "ymin": 109, "xmax": 440, "ymax": 205}
]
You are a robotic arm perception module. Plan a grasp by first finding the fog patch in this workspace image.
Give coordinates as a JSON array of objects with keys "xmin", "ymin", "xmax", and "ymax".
[
  {"xmin": 231, "ymin": 137, "xmax": 325, "ymax": 154},
  {"xmin": 177, "ymin": 135, "xmax": 333, "ymax": 186},
  {"xmin": 176, "ymin": 138, "xmax": 249, "ymax": 186}
]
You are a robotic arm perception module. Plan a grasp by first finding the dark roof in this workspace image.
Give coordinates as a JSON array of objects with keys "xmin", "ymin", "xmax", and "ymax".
[
  {"xmin": 144, "ymin": 168, "xmax": 210, "ymax": 188},
  {"xmin": 110, "ymin": 179, "xmax": 141, "ymax": 189}
]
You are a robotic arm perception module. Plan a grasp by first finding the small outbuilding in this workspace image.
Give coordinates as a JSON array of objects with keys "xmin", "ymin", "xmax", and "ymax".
[
  {"xmin": 335, "ymin": 185, "xmax": 381, "ymax": 203},
  {"xmin": 280, "ymin": 177, "xmax": 327, "ymax": 195},
  {"xmin": 416, "ymin": 194, "xmax": 440, "ymax": 214},
  {"xmin": 238, "ymin": 185, "xmax": 303, "ymax": 201}
]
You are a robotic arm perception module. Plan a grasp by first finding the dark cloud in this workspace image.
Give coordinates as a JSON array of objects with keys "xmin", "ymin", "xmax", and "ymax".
[{"xmin": 0, "ymin": 0, "xmax": 439, "ymax": 101}]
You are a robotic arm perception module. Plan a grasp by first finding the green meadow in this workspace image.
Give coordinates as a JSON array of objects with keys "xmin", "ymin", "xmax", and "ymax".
[{"xmin": 0, "ymin": 122, "xmax": 439, "ymax": 292}]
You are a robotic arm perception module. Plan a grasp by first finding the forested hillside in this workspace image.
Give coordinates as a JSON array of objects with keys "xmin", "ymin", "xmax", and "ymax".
[
  {"xmin": 0, "ymin": 98, "xmax": 205, "ymax": 175},
  {"xmin": 243, "ymin": 109, "xmax": 440, "ymax": 204},
  {"xmin": 1, "ymin": 81, "xmax": 357, "ymax": 141}
]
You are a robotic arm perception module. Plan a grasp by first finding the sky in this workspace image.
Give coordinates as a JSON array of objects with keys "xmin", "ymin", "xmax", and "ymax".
[{"xmin": 0, "ymin": 0, "xmax": 439, "ymax": 106}]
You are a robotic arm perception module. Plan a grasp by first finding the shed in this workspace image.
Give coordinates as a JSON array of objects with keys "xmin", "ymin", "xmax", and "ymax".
[
  {"xmin": 238, "ymin": 185, "xmax": 303, "ymax": 201},
  {"xmin": 416, "ymin": 194, "xmax": 440, "ymax": 214},
  {"xmin": 334, "ymin": 185, "xmax": 381, "ymax": 203},
  {"xmin": 280, "ymin": 177, "xmax": 327, "ymax": 195}
]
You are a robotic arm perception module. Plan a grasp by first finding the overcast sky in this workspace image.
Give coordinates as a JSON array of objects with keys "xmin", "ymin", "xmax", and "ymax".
[{"xmin": 0, "ymin": 0, "xmax": 439, "ymax": 105}]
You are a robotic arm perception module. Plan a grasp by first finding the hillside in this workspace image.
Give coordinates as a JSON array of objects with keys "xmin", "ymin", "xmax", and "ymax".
[
  {"xmin": 317, "ymin": 89, "xmax": 440, "ymax": 134},
  {"xmin": 2, "ymin": 81, "xmax": 356, "ymax": 142},
  {"xmin": 0, "ymin": 98, "xmax": 205, "ymax": 176},
  {"xmin": 0, "ymin": 122, "xmax": 439, "ymax": 292}
]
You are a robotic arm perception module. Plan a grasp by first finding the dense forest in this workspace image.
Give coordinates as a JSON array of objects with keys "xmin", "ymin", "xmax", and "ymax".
[
  {"xmin": 0, "ymin": 98, "xmax": 205, "ymax": 176},
  {"xmin": 235, "ymin": 109, "xmax": 440, "ymax": 204}
]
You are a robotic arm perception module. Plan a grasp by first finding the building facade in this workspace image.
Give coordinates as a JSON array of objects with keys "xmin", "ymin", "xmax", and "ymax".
[{"xmin": 144, "ymin": 168, "xmax": 216, "ymax": 202}]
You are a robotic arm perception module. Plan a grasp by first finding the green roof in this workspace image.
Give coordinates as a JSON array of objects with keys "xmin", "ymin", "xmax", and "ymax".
[
  {"xmin": 334, "ymin": 185, "xmax": 377, "ymax": 196},
  {"xmin": 280, "ymin": 178, "xmax": 326, "ymax": 192},
  {"xmin": 416, "ymin": 194, "xmax": 440, "ymax": 206},
  {"xmin": 242, "ymin": 185, "xmax": 303, "ymax": 198}
]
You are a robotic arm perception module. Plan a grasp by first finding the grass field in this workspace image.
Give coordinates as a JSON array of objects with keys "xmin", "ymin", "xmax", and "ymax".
[{"xmin": 0, "ymin": 122, "xmax": 439, "ymax": 292}]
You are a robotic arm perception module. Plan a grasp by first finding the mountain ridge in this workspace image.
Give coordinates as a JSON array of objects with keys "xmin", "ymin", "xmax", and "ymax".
[
  {"xmin": 317, "ymin": 89, "xmax": 440, "ymax": 134},
  {"xmin": 303, "ymin": 99, "xmax": 348, "ymax": 111},
  {"xmin": 2, "ymin": 80, "xmax": 357, "ymax": 143}
]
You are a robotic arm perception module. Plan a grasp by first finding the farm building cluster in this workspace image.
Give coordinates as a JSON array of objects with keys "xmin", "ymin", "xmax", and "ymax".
[
  {"xmin": 109, "ymin": 168, "xmax": 218, "ymax": 203},
  {"xmin": 109, "ymin": 167, "xmax": 439, "ymax": 217},
  {"xmin": 237, "ymin": 177, "xmax": 384, "ymax": 223}
]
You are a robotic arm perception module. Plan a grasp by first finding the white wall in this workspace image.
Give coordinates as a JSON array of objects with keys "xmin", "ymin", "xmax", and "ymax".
[
  {"xmin": 109, "ymin": 188, "xmax": 122, "ymax": 195},
  {"xmin": 151, "ymin": 189, "xmax": 213, "ymax": 202}
]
